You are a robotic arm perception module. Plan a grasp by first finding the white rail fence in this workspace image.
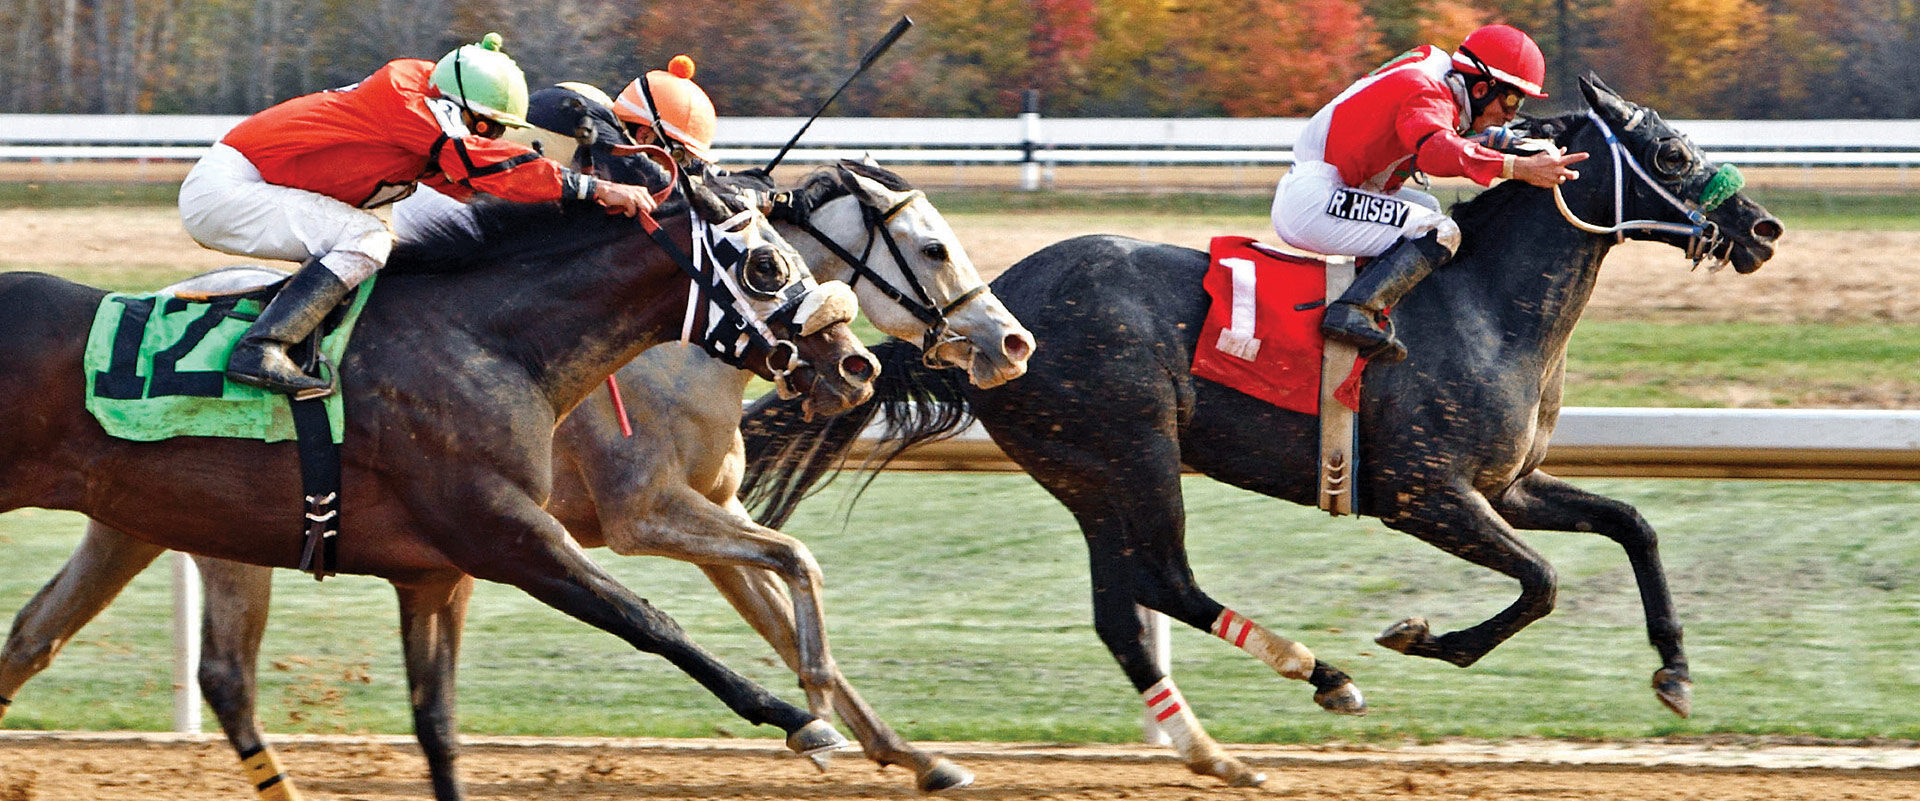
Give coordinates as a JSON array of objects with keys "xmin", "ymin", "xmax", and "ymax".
[
  {"xmin": 162, "ymin": 406, "xmax": 1920, "ymax": 733},
  {"xmin": 7, "ymin": 114, "xmax": 1920, "ymax": 168}
]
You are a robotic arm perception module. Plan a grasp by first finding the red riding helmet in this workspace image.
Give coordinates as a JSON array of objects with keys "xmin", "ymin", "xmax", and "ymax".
[{"xmin": 1452, "ymin": 24, "xmax": 1548, "ymax": 98}]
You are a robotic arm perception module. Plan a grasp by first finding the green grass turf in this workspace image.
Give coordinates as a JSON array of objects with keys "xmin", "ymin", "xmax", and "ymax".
[{"xmin": 2, "ymin": 475, "xmax": 1916, "ymax": 743}]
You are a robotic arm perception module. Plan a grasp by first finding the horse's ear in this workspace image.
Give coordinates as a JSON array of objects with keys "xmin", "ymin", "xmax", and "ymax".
[
  {"xmin": 1579, "ymin": 72, "xmax": 1635, "ymax": 124},
  {"xmin": 861, "ymin": 152, "xmax": 881, "ymax": 168},
  {"xmin": 842, "ymin": 168, "xmax": 896, "ymax": 206}
]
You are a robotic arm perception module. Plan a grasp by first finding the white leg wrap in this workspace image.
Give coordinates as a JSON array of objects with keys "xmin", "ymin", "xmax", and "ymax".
[
  {"xmin": 1142, "ymin": 677, "xmax": 1227, "ymax": 767},
  {"xmin": 1213, "ymin": 609, "xmax": 1315, "ymax": 680}
]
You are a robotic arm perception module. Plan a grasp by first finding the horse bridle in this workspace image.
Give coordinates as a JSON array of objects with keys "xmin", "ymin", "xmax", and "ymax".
[
  {"xmin": 1551, "ymin": 108, "xmax": 1745, "ymax": 270},
  {"xmin": 772, "ymin": 181, "xmax": 990, "ymax": 363}
]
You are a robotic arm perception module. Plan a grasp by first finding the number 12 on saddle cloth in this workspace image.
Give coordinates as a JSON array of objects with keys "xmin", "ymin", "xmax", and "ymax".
[{"xmin": 1190, "ymin": 236, "xmax": 1365, "ymax": 415}]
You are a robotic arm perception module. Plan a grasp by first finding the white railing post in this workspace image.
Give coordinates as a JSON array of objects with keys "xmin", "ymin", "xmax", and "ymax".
[
  {"xmin": 1020, "ymin": 89, "xmax": 1043, "ymax": 191},
  {"xmin": 170, "ymin": 551, "xmax": 203, "ymax": 733}
]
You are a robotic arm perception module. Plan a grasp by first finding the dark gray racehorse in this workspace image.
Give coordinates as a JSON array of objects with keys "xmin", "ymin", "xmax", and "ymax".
[{"xmin": 738, "ymin": 77, "xmax": 1783, "ymax": 785}]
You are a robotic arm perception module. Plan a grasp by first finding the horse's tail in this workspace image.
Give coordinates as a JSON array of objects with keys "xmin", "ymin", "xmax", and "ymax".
[{"xmin": 739, "ymin": 339, "xmax": 974, "ymax": 528}]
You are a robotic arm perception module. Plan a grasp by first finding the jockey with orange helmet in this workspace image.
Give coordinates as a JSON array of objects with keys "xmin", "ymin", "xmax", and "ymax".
[
  {"xmin": 179, "ymin": 33, "xmax": 660, "ymax": 397},
  {"xmin": 1271, "ymin": 23, "xmax": 1589, "ymax": 363},
  {"xmin": 614, "ymin": 55, "xmax": 718, "ymax": 169}
]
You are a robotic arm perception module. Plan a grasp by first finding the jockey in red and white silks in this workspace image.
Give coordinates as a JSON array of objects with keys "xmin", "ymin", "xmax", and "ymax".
[
  {"xmin": 1270, "ymin": 24, "xmax": 1588, "ymax": 363},
  {"xmin": 1271, "ymin": 44, "xmax": 1499, "ymax": 257}
]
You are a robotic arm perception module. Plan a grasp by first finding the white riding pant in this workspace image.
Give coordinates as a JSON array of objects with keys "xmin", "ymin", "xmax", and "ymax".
[
  {"xmin": 179, "ymin": 143, "xmax": 393, "ymax": 286},
  {"xmin": 1270, "ymin": 160, "xmax": 1458, "ymax": 258}
]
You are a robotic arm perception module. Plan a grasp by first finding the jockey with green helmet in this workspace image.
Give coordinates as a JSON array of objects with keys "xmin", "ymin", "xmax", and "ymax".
[
  {"xmin": 1271, "ymin": 23, "xmax": 1589, "ymax": 363},
  {"xmin": 180, "ymin": 33, "xmax": 660, "ymax": 397}
]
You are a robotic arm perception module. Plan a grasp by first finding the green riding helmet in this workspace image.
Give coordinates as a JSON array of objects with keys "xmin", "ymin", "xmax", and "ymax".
[{"xmin": 432, "ymin": 32, "xmax": 531, "ymax": 129}]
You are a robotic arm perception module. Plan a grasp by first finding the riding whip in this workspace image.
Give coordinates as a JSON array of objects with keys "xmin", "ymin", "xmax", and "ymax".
[{"xmin": 762, "ymin": 16, "xmax": 914, "ymax": 174}]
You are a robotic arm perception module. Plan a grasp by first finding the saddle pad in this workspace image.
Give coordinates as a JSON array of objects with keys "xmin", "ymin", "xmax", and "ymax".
[
  {"xmin": 1191, "ymin": 236, "xmax": 1363, "ymax": 415},
  {"xmin": 82, "ymin": 277, "xmax": 376, "ymax": 443}
]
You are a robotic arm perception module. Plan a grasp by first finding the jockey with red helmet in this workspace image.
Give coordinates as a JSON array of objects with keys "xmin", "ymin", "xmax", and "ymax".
[
  {"xmin": 179, "ymin": 33, "xmax": 661, "ymax": 397},
  {"xmin": 1271, "ymin": 23, "xmax": 1589, "ymax": 362}
]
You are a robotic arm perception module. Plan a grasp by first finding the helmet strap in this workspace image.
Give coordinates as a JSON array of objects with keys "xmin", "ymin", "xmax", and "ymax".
[
  {"xmin": 452, "ymin": 48, "xmax": 478, "ymax": 127},
  {"xmin": 634, "ymin": 73, "xmax": 672, "ymax": 152},
  {"xmin": 1454, "ymin": 44, "xmax": 1506, "ymax": 122}
]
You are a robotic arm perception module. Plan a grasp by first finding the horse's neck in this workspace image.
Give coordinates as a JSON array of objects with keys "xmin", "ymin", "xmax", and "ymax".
[
  {"xmin": 459, "ymin": 231, "xmax": 692, "ymax": 415},
  {"xmin": 1415, "ymin": 186, "xmax": 1612, "ymax": 364}
]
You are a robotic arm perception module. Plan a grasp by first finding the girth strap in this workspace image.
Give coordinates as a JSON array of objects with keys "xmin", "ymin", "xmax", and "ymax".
[{"xmin": 289, "ymin": 392, "xmax": 340, "ymax": 579}]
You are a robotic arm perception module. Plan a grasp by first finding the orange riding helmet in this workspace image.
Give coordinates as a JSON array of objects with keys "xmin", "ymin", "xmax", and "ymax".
[{"xmin": 614, "ymin": 55, "xmax": 717, "ymax": 161}]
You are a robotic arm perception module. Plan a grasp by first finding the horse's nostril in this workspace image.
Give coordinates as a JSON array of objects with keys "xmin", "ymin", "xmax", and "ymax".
[
  {"xmin": 841, "ymin": 353, "xmax": 875, "ymax": 382},
  {"xmin": 1751, "ymin": 217, "xmax": 1783, "ymax": 242},
  {"xmin": 1004, "ymin": 331, "xmax": 1035, "ymax": 363}
]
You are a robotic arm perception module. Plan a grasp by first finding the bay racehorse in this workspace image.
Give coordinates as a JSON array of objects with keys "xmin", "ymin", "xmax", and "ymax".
[
  {"xmin": 737, "ymin": 77, "xmax": 1783, "ymax": 785},
  {"xmin": 1, "ymin": 160, "xmax": 1029, "ymax": 795},
  {"xmin": 0, "ymin": 149, "xmax": 877, "ymax": 799}
]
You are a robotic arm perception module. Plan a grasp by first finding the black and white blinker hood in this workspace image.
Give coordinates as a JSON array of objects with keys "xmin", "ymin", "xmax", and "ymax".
[{"xmin": 680, "ymin": 207, "xmax": 857, "ymax": 383}]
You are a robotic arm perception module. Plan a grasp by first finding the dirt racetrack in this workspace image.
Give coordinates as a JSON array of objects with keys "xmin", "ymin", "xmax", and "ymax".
[{"xmin": 3, "ymin": 733, "xmax": 1918, "ymax": 801}]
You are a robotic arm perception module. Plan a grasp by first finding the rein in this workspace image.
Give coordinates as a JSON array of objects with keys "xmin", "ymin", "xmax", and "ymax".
[
  {"xmin": 774, "ymin": 181, "xmax": 989, "ymax": 360},
  {"xmin": 1550, "ymin": 109, "xmax": 1740, "ymax": 270}
]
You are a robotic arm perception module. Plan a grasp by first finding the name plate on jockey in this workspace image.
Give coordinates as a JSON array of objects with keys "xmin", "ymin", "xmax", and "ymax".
[
  {"xmin": 1325, "ymin": 189, "xmax": 1412, "ymax": 227},
  {"xmin": 81, "ymin": 278, "xmax": 375, "ymax": 443}
]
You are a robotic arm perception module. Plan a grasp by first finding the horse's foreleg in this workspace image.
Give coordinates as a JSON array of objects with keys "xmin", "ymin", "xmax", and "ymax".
[
  {"xmin": 437, "ymin": 497, "xmax": 845, "ymax": 756},
  {"xmin": 598, "ymin": 488, "xmax": 839, "ymax": 719},
  {"xmin": 189, "ymin": 556, "xmax": 306, "ymax": 801},
  {"xmin": 699, "ymin": 562, "xmax": 974, "ymax": 792},
  {"xmin": 1376, "ymin": 485, "xmax": 1559, "ymax": 668},
  {"xmin": 1492, "ymin": 470, "xmax": 1691, "ymax": 717},
  {"xmin": 0, "ymin": 521, "xmax": 164, "ymax": 721},
  {"xmin": 395, "ymin": 575, "xmax": 474, "ymax": 801}
]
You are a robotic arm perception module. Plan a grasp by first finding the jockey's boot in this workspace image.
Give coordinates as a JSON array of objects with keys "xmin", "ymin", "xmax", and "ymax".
[
  {"xmin": 1319, "ymin": 231, "xmax": 1452, "ymax": 363},
  {"xmin": 226, "ymin": 258, "xmax": 350, "ymax": 397}
]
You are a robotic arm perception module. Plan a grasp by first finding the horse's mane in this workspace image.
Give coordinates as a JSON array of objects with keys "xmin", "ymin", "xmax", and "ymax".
[
  {"xmin": 1448, "ymin": 111, "xmax": 1591, "ymax": 261},
  {"xmin": 386, "ymin": 147, "xmax": 687, "ymax": 275}
]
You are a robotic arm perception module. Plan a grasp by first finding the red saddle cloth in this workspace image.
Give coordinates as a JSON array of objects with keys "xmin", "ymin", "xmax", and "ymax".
[{"xmin": 1190, "ymin": 236, "xmax": 1364, "ymax": 415}]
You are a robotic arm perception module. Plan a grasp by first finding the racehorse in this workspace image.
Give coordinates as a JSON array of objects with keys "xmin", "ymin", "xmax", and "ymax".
[
  {"xmin": 737, "ymin": 77, "xmax": 1783, "ymax": 786},
  {"xmin": 0, "ymin": 149, "xmax": 878, "ymax": 799},
  {"xmin": 1, "ymin": 160, "xmax": 1029, "ymax": 794}
]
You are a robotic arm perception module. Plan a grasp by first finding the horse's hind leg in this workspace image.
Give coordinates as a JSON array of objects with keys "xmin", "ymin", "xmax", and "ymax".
[
  {"xmin": 0, "ymin": 521, "xmax": 163, "ymax": 721},
  {"xmin": 394, "ymin": 575, "xmax": 475, "ymax": 801},
  {"xmin": 1373, "ymin": 483, "xmax": 1560, "ymax": 668},
  {"xmin": 191, "ymin": 556, "xmax": 307, "ymax": 801},
  {"xmin": 1006, "ymin": 419, "xmax": 1347, "ymax": 787},
  {"xmin": 700, "ymin": 562, "xmax": 974, "ymax": 792},
  {"xmin": 1491, "ymin": 470, "xmax": 1691, "ymax": 717}
]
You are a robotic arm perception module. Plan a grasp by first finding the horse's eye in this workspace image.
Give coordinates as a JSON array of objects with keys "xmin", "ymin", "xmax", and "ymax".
[
  {"xmin": 1653, "ymin": 140, "xmax": 1692, "ymax": 178},
  {"xmin": 921, "ymin": 242, "xmax": 949, "ymax": 262},
  {"xmin": 743, "ymin": 250, "xmax": 790, "ymax": 297}
]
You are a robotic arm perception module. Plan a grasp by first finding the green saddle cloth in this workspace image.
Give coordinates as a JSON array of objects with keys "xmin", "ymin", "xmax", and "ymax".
[{"xmin": 82, "ymin": 276, "xmax": 376, "ymax": 443}]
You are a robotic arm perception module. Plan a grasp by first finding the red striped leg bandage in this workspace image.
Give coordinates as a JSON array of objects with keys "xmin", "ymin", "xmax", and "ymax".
[
  {"xmin": 1213, "ymin": 609, "xmax": 1315, "ymax": 680},
  {"xmin": 1142, "ymin": 677, "xmax": 1235, "ymax": 771}
]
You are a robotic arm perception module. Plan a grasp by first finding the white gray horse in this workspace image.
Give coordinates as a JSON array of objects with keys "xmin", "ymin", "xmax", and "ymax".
[{"xmin": 0, "ymin": 160, "xmax": 1031, "ymax": 797}]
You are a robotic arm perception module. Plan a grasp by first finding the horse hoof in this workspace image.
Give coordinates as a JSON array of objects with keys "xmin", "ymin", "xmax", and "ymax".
[
  {"xmin": 787, "ymin": 719, "xmax": 852, "ymax": 765},
  {"xmin": 917, "ymin": 757, "xmax": 975, "ymax": 792},
  {"xmin": 1653, "ymin": 668, "xmax": 1693, "ymax": 718},
  {"xmin": 1375, "ymin": 617, "xmax": 1431, "ymax": 654},
  {"xmin": 1314, "ymin": 681, "xmax": 1367, "ymax": 716},
  {"xmin": 1189, "ymin": 757, "xmax": 1265, "ymax": 788}
]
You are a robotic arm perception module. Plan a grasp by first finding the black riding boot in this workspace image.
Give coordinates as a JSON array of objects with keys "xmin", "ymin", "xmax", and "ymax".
[
  {"xmin": 226, "ymin": 258, "xmax": 352, "ymax": 397},
  {"xmin": 1319, "ymin": 230, "xmax": 1453, "ymax": 363}
]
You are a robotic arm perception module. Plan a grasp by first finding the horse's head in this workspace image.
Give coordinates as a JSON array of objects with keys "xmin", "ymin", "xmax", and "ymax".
[
  {"xmin": 1550, "ymin": 75, "xmax": 1782, "ymax": 273},
  {"xmin": 741, "ymin": 160, "xmax": 1035, "ymax": 389},
  {"xmin": 598, "ymin": 147, "xmax": 877, "ymax": 418}
]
